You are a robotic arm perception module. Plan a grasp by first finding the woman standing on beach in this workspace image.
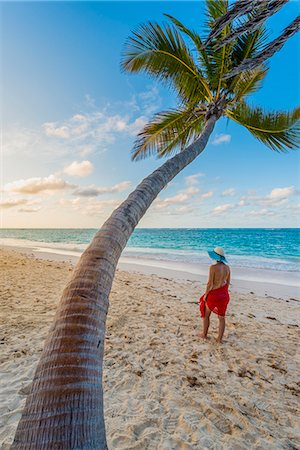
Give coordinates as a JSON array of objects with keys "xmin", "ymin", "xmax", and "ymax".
[{"xmin": 199, "ymin": 247, "xmax": 230, "ymax": 343}]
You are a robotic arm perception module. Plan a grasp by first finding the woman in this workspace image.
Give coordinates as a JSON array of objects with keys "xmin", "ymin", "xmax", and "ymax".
[{"xmin": 199, "ymin": 247, "xmax": 230, "ymax": 343}]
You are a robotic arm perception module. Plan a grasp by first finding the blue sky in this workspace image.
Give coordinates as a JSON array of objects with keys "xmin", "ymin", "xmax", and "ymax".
[{"xmin": 1, "ymin": 1, "xmax": 300, "ymax": 228}]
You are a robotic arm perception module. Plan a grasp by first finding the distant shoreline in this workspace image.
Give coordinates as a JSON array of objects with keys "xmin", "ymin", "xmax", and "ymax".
[
  {"xmin": 1, "ymin": 227, "xmax": 299, "ymax": 229},
  {"xmin": 2, "ymin": 242, "xmax": 299, "ymax": 300}
]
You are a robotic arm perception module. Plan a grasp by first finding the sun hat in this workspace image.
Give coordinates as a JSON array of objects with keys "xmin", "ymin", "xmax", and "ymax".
[{"xmin": 207, "ymin": 246, "xmax": 228, "ymax": 264}]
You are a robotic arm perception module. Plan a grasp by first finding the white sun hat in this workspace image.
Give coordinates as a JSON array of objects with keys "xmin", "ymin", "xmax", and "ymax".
[{"xmin": 207, "ymin": 246, "xmax": 228, "ymax": 264}]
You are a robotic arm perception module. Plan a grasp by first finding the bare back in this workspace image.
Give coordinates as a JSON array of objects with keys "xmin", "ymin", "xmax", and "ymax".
[{"xmin": 209, "ymin": 262, "xmax": 230, "ymax": 290}]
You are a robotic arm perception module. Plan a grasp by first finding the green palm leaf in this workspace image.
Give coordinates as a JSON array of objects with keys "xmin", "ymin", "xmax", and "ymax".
[
  {"xmin": 231, "ymin": 24, "xmax": 268, "ymax": 66},
  {"xmin": 227, "ymin": 23, "xmax": 268, "ymax": 96},
  {"xmin": 214, "ymin": 0, "xmax": 288, "ymax": 49},
  {"xmin": 121, "ymin": 21, "xmax": 212, "ymax": 104},
  {"xmin": 164, "ymin": 14, "xmax": 213, "ymax": 81},
  {"xmin": 205, "ymin": 0, "xmax": 229, "ymax": 26},
  {"xmin": 204, "ymin": 0, "xmax": 233, "ymax": 95},
  {"xmin": 131, "ymin": 108, "xmax": 205, "ymax": 160},
  {"xmin": 204, "ymin": 0, "xmax": 260, "ymax": 46},
  {"xmin": 226, "ymin": 102, "xmax": 300, "ymax": 151},
  {"xmin": 231, "ymin": 66, "xmax": 268, "ymax": 101},
  {"xmin": 121, "ymin": 3, "xmax": 299, "ymax": 160},
  {"xmin": 224, "ymin": 15, "xmax": 300, "ymax": 79}
]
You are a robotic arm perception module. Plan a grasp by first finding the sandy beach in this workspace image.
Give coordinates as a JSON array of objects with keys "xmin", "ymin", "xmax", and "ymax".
[{"xmin": 1, "ymin": 247, "xmax": 299, "ymax": 449}]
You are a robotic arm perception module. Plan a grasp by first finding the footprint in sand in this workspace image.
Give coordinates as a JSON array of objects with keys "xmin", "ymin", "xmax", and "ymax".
[
  {"xmin": 163, "ymin": 416, "xmax": 178, "ymax": 434},
  {"xmin": 131, "ymin": 418, "xmax": 159, "ymax": 438},
  {"xmin": 178, "ymin": 413, "xmax": 202, "ymax": 434},
  {"xmin": 204, "ymin": 408, "xmax": 233, "ymax": 435},
  {"xmin": 18, "ymin": 383, "xmax": 32, "ymax": 396},
  {"xmin": 186, "ymin": 375, "xmax": 203, "ymax": 388}
]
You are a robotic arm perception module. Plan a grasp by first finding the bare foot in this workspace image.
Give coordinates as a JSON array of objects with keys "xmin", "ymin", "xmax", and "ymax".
[
  {"xmin": 215, "ymin": 338, "xmax": 223, "ymax": 344},
  {"xmin": 199, "ymin": 332, "xmax": 208, "ymax": 339}
]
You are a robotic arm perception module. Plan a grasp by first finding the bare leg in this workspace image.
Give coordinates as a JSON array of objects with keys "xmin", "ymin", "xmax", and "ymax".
[
  {"xmin": 217, "ymin": 316, "xmax": 225, "ymax": 343},
  {"xmin": 200, "ymin": 304, "xmax": 211, "ymax": 339}
]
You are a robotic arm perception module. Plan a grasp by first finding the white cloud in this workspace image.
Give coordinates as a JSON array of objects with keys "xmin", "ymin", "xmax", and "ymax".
[
  {"xmin": 3, "ymin": 87, "xmax": 161, "ymax": 160},
  {"xmin": 60, "ymin": 197, "xmax": 122, "ymax": 216},
  {"xmin": 248, "ymin": 209, "xmax": 275, "ymax": 217},
  {"xmin": 153, "ymin": 186, "xmax": 200, "ymax": 210},
  {"xmin": 63, "ymin": 160, "xmax": 94, "ymax": 177},
  {"xmin": 240, "ymin": 185, "xmax": 297, "ymax": 207},
  {"xmin": 152, "ymin": 172, "xmax": 213, "ymax": 213},
  {"xmin": 213, "ymin": 203, "xmax": 234, "ymax": 215},
  {"xmin": 266, "ymin": 186, "xmax": 296, "ymax": 202},
  {"xmin": 72, "ymin": 181, "xmax": 131, "ymax": 197},
  {"xmin": 0, "ymin": 197, "xmax": 41, "ymax": 210},
  {"xmin": 221, "ymin": 188, "xmax": 236, "ymax": 197},
  {"xmin": 185, "ymin": 173, "xmax": 205, "ymax": 186},
  {"xmin": 126, "ymin": 116, "xmax": 148, "ymax": 135},
  {"xmin": 212, "ymin": 134, "xmax": 231, "ymax": 145},
  {"xmin": 5, "ymin": 175, "xmax": 76, "ymax": 194},
  {"xmin": 0, "ymin": 198, "xmax": 28, "ymax": 209},
  {"xmin": 211, "ymin": 186, "xmax": 298, "ymax": 217},
  {"xmin": 129, "ymin": 85, "xmax": 162, "ymax": 116},
  {"xmin": 173, "ymin": 205, "xmax": 195, "ymax": 214},
  {"xmin": 201, "ymin": 191, "xmax": 213, "ymax": 199},
  {"xmin": 18, "ymin": 207, "xmax": 41, "ymax": 213},
  {"xmin": 41, "ymin": 111, "xmax": 148, "ymax": 157},
  {"xmin": 287, "ymin": 203, "xmax": 300, "ymax": 211},
  {"xmin": 43, "ymin": 123, "xmax": 71, "ymax": 139}
]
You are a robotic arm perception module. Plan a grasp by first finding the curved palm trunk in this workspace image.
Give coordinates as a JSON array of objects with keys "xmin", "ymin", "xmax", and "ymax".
[{"xmin": 12, "ymin": 115, "xmax": 217, "ymax": 450}]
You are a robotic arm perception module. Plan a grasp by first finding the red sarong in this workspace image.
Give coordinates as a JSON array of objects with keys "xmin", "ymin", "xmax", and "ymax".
[{"xmin": 199, "ymin": 284, "xmax": 230, "ymax": 317}]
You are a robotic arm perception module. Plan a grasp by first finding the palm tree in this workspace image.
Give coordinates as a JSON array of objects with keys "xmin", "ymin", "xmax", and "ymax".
[
  {"xmin": 204, "ymin": 0, "xmax": 289, "ymax": 48},
  {"xmin": 12, "ymin": 1, "xmax": 299, "ymax": 448}
]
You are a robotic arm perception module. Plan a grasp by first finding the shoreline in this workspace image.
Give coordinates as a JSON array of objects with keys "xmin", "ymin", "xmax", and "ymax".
[{"xmin": 1, "ymin": 242, "xmax": 299, "ymax": 300}]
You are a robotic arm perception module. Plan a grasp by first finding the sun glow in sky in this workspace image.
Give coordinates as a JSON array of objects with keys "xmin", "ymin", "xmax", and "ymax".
[{"xmin": 1, "ymin": 1, "xmax": 300, "ymax": 228}]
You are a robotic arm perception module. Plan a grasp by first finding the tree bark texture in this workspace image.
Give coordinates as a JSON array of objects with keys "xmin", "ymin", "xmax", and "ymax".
[{"xmin": 12, "ymin": 116, "xmax": 217, "ymax": 450}]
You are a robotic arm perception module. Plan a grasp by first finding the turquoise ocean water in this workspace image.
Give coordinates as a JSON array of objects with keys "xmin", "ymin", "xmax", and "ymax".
[{"xmin": 0, "ymin": 228, "xmax": 299, "ymax": 272}]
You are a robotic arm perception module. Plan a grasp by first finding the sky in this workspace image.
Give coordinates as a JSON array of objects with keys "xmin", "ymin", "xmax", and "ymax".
[{"xmin": 1, "ymin": 0, "xmax": 300, "ymax": 228}]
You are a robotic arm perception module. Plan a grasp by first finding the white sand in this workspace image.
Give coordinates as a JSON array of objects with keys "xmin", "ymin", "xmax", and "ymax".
[
  {"xmin": 0, "ymin": 247, "xmax": 299, "ymax": 449},
  {"xmin": 2, "ymin": 240, "xmax": 300, "ymax": 300}
]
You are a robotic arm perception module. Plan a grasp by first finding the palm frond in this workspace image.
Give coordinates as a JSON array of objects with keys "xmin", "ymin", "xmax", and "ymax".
[
  {"xmin": 204, "ymin": 0, "xmax": 234, "ymax": 95},
  {"xmin": 214, "ymin": 0, "xmax": 288, "ymax": 49},
  {"xmin": 226, "ymin": 102, "xmax": 300, "ymax": 151},
  {"xmin": 164, "ymin": 14, "xmax": 213, "ymax": 81},
  {"xmin": 231, "ymin": 66, "xmax": 268, "ymax": 101},
  {"xmin": 204, "ymin": 0, "xmax": 262, "ymax": 47},
  {"xmin": 131, "ymin": 108, "xmax": 206, "ymax": 160},
  {"xmin": 226, "ymin": 22, "xmax": 268, "ymax": 96},
  {"xmin": 121, "ymin": 21, "xmax": 212, "ymax": 104},
  {"xmin": 205, "ymin": 0, "xmax": 230, "ymax": 28},
  {"xmin": 224, "ymin": 15, "xmax": 300, "ymax": 79},
  {"xmin": 231, "ymin": 23, "xmax": 268, "ymax": 66}
]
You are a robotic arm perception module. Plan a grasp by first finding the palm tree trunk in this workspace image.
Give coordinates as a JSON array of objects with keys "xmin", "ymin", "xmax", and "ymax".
[{"xmin": 12, "ymin": 115, "xmax": 217, "ymax": 450}]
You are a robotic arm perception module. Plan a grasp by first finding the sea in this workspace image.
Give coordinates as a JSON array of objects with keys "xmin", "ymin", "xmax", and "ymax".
[{"xmin": 0, "ymin": 228, "xmax": 299, "ymax": 273}]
